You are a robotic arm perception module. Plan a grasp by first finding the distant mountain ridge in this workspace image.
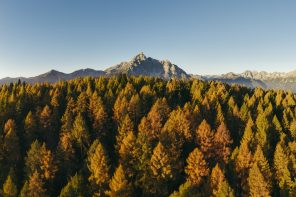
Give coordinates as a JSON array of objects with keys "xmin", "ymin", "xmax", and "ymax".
[
  {"xmin": 0, "ymin": 53, "xmax": 189, "ymax": 84},
  {"xmin": 2, "ymin": 53, "xmax": 296, "ymax": 92},
  {"xmin": 0, "ymin": 69, "xmax": 106, "ymax": 84},
  {"xmin": 204, "ymin": 70, "xmax": 296, "ymax": 92}
]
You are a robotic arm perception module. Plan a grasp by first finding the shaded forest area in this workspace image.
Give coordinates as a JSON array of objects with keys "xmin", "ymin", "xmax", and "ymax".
[{"xmin": 0, "ymin": 75, "xmax": 295, "ymax": 197}]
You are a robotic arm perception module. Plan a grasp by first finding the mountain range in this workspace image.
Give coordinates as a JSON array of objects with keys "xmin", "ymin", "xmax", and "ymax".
[
  {"xmin": 1, "ymin": 52, "xmax": 296, "ymax": 92},
  {"xmin": 204, "ymin": 70, "xmax": 296, "ymax": 92},
  {"xmin": 0, "ymin": 52, "xmax": 188, "ymax": 84}
]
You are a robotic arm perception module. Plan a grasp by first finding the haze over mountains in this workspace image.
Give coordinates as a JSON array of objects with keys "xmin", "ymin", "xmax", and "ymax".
[{"xmin": 1, "ymin": 52, "xmax": 296, "ymax": 92}]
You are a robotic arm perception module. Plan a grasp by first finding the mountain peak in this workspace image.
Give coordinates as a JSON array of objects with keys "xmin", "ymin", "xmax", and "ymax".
[
  {"xmin": 222, "ymin": 72, "xmax": 238, "ymax": 78},
  {"xmin": 43, "ymin": 69, "xmax": 64, "ymax": 76},
  {"xmin": 133, "ymin": 52, "xmax": 147, "ymax": 61},
  {"xmin": 105, "ymin": 53, "xmax": 189, "ymax": 79},
  {"xmin": 48, "ymin": 69, "xmax": 59, "ymax": 73}
]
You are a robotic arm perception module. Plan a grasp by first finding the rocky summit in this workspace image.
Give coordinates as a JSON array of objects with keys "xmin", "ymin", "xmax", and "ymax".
[{"xmin": 105, "ymin": 52, "xmax": 189, "ymax": 79}]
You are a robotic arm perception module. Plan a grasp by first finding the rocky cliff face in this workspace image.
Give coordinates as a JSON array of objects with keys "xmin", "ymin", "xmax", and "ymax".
[{"xmin": 105, "ymin": 52, "xmax": 189, "ymax": 79}]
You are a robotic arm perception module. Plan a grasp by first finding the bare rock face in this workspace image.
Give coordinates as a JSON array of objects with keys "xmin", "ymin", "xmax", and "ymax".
[{"xmin": 105, "ymin": 52, "xmax": 189, "ymax": 79}]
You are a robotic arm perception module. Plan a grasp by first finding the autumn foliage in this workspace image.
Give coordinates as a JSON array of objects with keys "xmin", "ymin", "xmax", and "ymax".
[{"xmin": 0, "ymin": 75, "xmax": 295, "ymax": 196}]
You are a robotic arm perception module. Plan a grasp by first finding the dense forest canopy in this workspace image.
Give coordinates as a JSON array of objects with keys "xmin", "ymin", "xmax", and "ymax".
[{"xmin": 0, "ymin": 75, "xmax": 295, "ymax": 196}]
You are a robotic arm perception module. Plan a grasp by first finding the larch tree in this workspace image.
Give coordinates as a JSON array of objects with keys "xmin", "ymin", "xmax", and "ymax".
[
  {"xmin": 133, "ymin": 130, "xmax": 155, "ymax": 194},
  {"xmin": 253, "ymin": 145, "xmax": 272, "ymax": 189},
  {"xmin": 128, "ymin": 93, "xmax": 142, "ymax": 125},
  {"xmin": 87, "ymin": 140, "xmax": 110, "ymax": 195},
  {"xmin": 138, "ymin": 98, "xmax": 170, "ymax": 144},
  {"xmin": 106, "ymin": 164, "xmax": 133, "ymax": 197},
  {"xmin": 183, "ymin": 103, "xmax": 202, "ymax": 134},
  {"xmin": 210, "ymin": 164, "xmax": 226, "ymax": 196},
  {"xmin": 19, "ymin": 181, "xmax": 29, "ymax": 197},
  {"xmin": 282, "ymin": 108, "xmax": 293, "ymax": 131},
  {"xmin": 113, "ymin": 97, "xmax": 129, "ymax": 124},
  {"xmin": 2, "ymin": 175, "xmax": 18, "ymax": 197},
  {"xmin": 56, "ymin": 130, "xmax": 76, "ymax": 177},
  {"xmin": 139, "ymin": 85, "xmax": 156, "ymax": 114},
  {"xmin": 215, "ymin": 102, "xmax": 225, "ymax": 127},
  {"xmin": 76, "ymin": 92, "xmax": 89, "ymax": 115},
  {"xmin": 235, "ymin": 141, "xmax": 252, "ymax": 195},
  {"xmin": 269, "ymin": 115, "xmax": 283, "ymax": 147},
  {"xmin": 201, "ymin": 97, "xmax": 211, "ymax": 121},
  {"xmin": 25, "ymin": 141, "xmax": 57, "ymax": 181},
  {"xmin": 162, "ymin": 107, "xmax": 192, "ymax": 143},
  {"xmin": 119, "ymin": 131, "xmax": 138, "ymax": 178},
  {"xmin": 40, "ymin": 105, "xmax": 56, "ymax": 148},
  {"xmin": 150, "ymin": 142, "xmax": 173, "ymax": 181},
  {"xmin": 3, "ymin": 119, "xmax": 20, "ymax": 166},
  {"xmin": 60, "ymin": 97, "xmax": 76, "ymax": 134},
  {"xmin": 214, "ymin": 122, "xmax": 233, "ymax": 164},
  {"xmin": 239, "ymin": 103, "xmax": 250, "ymax": 123},
  {"xmin": 289, "ymin": 119, "xmax": 296, "ymax": 140},
  {"xmin": 116, "ymin": 115, "xmax": 134, "ymax": 151},
  {"xmin": 170, "ymin": 181, "xmax": 201, "ymax": 197},
  {"xmin": 89, "ymin": 92, "xmax": 108, "ymax": 139},
  {"xmin": 159, "ymin": 128, "xmax": 184, "ymax": 174},
  {"xmin": 25, "ymin": 140, "xmax": 42, "ymax": 178},
  {"xmin": 273, "ymin": 143, "xmax": 292, "ymax": 194},
  {"xmin": 255, "ymin": 112, "xmax": 270, "ymax": 151},
  {"xmin": 28, "ymin": 171, "xmax": 47, "ymax": 197},
  {"xmin": 148, "ymin": 141, "xmax": 175, "ymax": 196},
  {"xmin": 272, "ymin": 115, "xmax": 283, "ymax": 134},
  {"xmin": 40, "ymin": 143, "xmax": 58, "ymax": 181},
  {"xmin": 72, "ymin": 113, "xmax": 90, "ymax": 154},
  {"xmin": 50, "ymin": 88, "xmax": 64, "ymax": 119},
  {"xmin": 240, "ymin": 118, "xmax": 255, "ymax": 150},
  {"xmin": 195, "ymin": 119, "xmax": 215, "ymax": 160},
  {"xmin": 24, "ymin": 111, "xmax": 38, "ymax": 148},
  {"xmin": 248, "ymin": 163, "xmax": 271, "ymax": 197},
  {"xmin": 58, "ymin": 98, "xmax": 77, "ymax": 175},
  {"xmin": 185, "ymin": 148, "xmax": 209, "ymax": 187},
  {"xmin": 215, "ymin": 181, "xmax": 235, "ymax": 197},
  {"xmin": 59, "ymin": 174, "xmax": 84, "ymax": 197}
]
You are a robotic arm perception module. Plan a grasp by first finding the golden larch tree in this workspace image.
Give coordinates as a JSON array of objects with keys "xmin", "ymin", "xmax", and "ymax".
[
  {"xmin": 185, "ymin": 147, "xmax": 209, "ymax": 186},
  {"xmin": 210, "ymin": 164, "xmax": 226, "ymax": 196},
  {"xmin": 106, "ymin": 164, "xmax": 133, "ymax": 197},
  {"xmin": 195, "ymin": 119, "xmax": 215, "ymax": 159},
  {"xmin": 214, "ymin": 122, "xmax": 233, "ymax": 163},
  {"xmin": 116, "ymin": 115, "xmax": 134, "ymax": 151},
  {"xmin": 2, "ymin": 175, "xmax": 18, "ymax": 197},
  {"xmin": 248, "ymin": 163, "xmax": 271, "ymax": 197},
  {"xmin": 150, "ymin": 142, "xmax": 173, "ymax": 181},
  {"xmin": 87, "ymin": 141, "xmax": 110, "ymax": 188},
  {"xmin": 28, "ymin": 171, "xmax": 47, "ymax": 197}
]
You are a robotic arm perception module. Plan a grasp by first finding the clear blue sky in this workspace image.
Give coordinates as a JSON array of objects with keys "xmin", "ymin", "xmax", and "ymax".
[{"xmin": 1, "ymin": 0, "xmax": 296, "ymax": 78}]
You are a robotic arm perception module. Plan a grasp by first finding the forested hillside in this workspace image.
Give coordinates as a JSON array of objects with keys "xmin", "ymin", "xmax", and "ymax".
[{"xmin": 0, "ymin": 75, "xmax": 295, "ymax": 197}]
